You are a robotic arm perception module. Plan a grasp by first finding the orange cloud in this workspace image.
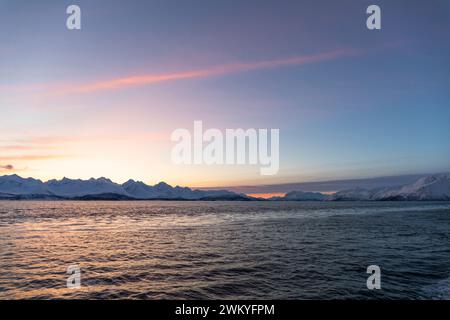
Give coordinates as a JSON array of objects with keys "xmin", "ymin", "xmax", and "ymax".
[
  {"xmin": 55, "ymin": 48, "xmax": 362, "ymax": 95},
  {"xmin": 1, "ymin": 132, "xmax": 167, "ymax": 147},
  {"xmin": 0, "ymin": 145, "xmax": 60, "ymax": 152},
  {"xmin": 0, "ymin": 155, "xmax": 67, "ymax": 161}
]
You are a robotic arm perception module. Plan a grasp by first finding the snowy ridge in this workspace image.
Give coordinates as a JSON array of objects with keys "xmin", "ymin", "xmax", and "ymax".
[
  {"xmin": 0, "ymin": 174, "xmax": 248, "ymax": 200},
  {"xmin": 270, "ymin": 174, "xmax": 450, "ymax": 201},
  {"xmin": 332, "ymin": 174, "xmax": 450, "ymax": 201},
  {"xmin": 0, "ymin": 174, "xmax": 449, "ymax": 201},
  {"xmin": 270, "ymin": 190, "xmax": 329, "ymax": 201}
]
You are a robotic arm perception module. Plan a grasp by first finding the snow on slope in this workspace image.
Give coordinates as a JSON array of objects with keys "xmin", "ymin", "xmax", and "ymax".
[
  {"xmin": 332, "ymin": 174, "xmax": 450, "ymax": 201},
  {"xmin": 47, "ymin": 177, "xmax": 127, "ymax": 197},
  {"xmin": 123, "ymin": 179, "xmax": 243, "ymax": 199},
  {"xmin": 268, "ymin": 174, "xmax": 450, "ymax": 201},
  {"xmin": 0, "ymin": 175, "xmax": 245, "ymax": 200},
  {"xmin": 278, "ymin": 190, "xmax": 329, "ymax": 201},
  {"xmin": 0, "ymin": 175, "xmax": 49, "ymax": 195},
  {"xmin": 123, "ymin": 180, "xmax": 196, "ymax": 199},
  {"xmin": 1, "ymin": 174, "xmax": 449, "ymax": 201},
  {"xmin": 377, "ymin": 174, "xmax": 450, "ymax": 200}
]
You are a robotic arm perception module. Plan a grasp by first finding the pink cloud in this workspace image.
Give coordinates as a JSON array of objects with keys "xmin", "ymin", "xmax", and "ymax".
[
  {"xmin": 53, "ymin": 48, "xmax": 362, "ymax": 95},
  {"xmin": 0, "ymin": 164, "xmax": 14, "ymax": 170},
  {"xmin": 0, "ymin": 155, "xmax": 67, "ymax": 161}
]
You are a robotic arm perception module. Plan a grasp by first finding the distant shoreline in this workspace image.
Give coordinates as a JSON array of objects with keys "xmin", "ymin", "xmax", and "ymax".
[
  {"xmin": 1, "ymin": 197, "xmax": 450, "ymax": 202},
  {"xmin": 1, "ymin": 174, "xmax": 449, "ymax": 201}
]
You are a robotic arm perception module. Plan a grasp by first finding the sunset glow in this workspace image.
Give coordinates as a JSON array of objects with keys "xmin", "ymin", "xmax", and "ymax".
[{"xmin": 1, "ymin": 0, "xmax": 449, "ymax": 191}]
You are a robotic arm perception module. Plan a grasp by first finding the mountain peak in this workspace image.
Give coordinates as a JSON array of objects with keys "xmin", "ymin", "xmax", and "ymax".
[
  {"xmin": 155, "ymin": 181, "xmax": 171, "ymax": 189},
  {"xmin": 0, "ymin": 174, "xmax": 244, "ymax": 200},
  {"xmin": 2, "ymin": 174, "xmax": 22, "ymax": 180},
  {"xmin": 3, "ymin": 173, "xmax": 448, "ymax": 201}
]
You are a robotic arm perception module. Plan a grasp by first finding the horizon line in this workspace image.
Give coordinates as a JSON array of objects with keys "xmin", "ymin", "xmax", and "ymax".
[{"xmin": 1, "ymin": 171, "xmax": 448, "ymax": 194}]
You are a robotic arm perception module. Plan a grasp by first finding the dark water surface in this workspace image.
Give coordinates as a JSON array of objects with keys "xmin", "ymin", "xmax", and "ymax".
[{"xmin": 0, "ymin": 201, "xmax": 449, "ymax": 299}]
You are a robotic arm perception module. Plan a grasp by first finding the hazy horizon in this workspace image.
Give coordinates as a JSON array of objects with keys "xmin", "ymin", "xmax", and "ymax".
[{"xmin": 2, "ymin": 171, "xmax": 449, "ymax": 197}]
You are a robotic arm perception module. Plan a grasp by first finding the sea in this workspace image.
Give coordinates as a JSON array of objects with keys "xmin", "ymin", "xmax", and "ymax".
[{"xmin": 0, "ymin": 200, "xmax": 449, "ymax": 299}]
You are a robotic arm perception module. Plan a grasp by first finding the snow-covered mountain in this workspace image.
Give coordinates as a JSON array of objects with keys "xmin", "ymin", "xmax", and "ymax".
[
  {"xmin": 0, "ymin": 175, "xmax": 49, "ymax": 196},
  {"xmin": 332, "ymin": 187, "xmax": 379, "ymax": 201},
  {"xmin": 270, "ymin": 190, "xmax": 329, "ymax": 201},
  {"xmin": 47, "ymin": 177, "xmax": 127, "ymax": 197},
  {"xmin": 0, "ymin": 174, "xmax": 248, "ymax": 200},
  {"xmin": 332, "ymin": 174, "xmax": 450, "ymax": 201},
  {"xmin": 374, "ymin": 174, "xmax": 450, "ymax": 200},
  {"xmin": 122, "ymin": 179, "xmax": 244, "ymax": 200},
  {"xmin": 267, "ymin": 174, "xmax": 450, "ymax": 201},
  {"xmin": 1, "ymin": 173, "xmax": 449, "ymax": 201}
]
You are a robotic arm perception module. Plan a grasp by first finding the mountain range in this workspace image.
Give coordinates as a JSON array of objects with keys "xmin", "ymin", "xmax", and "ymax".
[
  {"xmin": 330, "ymin": 174, "xmax": 450, "ymax": 201},
  {"xmin": 271, "ymin": 174, "xmax": 450, "ymax": 201},
  {"xmin": 0, "ymin": 174, "xmax": 249, "ymax": 200},
  {"xmin": 0, "ymin": 173, "xmax": 449, "ymax": 201}
]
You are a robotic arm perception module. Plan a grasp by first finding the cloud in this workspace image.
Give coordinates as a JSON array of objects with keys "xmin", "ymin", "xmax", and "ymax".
[
  {"xmin": 0, "ymin": 145, "xmax": 58, "ymax": 152},
  {"xmin": 51, "ymin": 48, "xmax": 362, "ymax": 95},
  {"xmin": 0, "ymin": 164, "xmax": 14, "ymax": 170},
  {"xmin": 1, "ymin": 133, "xmax": 167, "ymax": 147},
  {"xmin": 0, "ymin": 155, "xmax": 66, "ymax": 161}
]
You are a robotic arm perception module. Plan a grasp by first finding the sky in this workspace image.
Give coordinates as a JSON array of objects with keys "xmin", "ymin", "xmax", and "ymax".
[{"xmin": 0, "ymin": 0, "xmax": 449, "ymax": 191}]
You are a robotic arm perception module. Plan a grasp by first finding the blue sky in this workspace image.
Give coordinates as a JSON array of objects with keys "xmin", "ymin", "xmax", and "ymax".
[{"xmin": 0, "ymin": 0, "xmax": 449, "ymax": 190}]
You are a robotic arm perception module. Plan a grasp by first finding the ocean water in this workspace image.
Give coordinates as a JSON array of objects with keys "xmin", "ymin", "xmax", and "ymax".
[{"xmin": 0, "ymin": 201, "xmax": 449, "ymax": 300}]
